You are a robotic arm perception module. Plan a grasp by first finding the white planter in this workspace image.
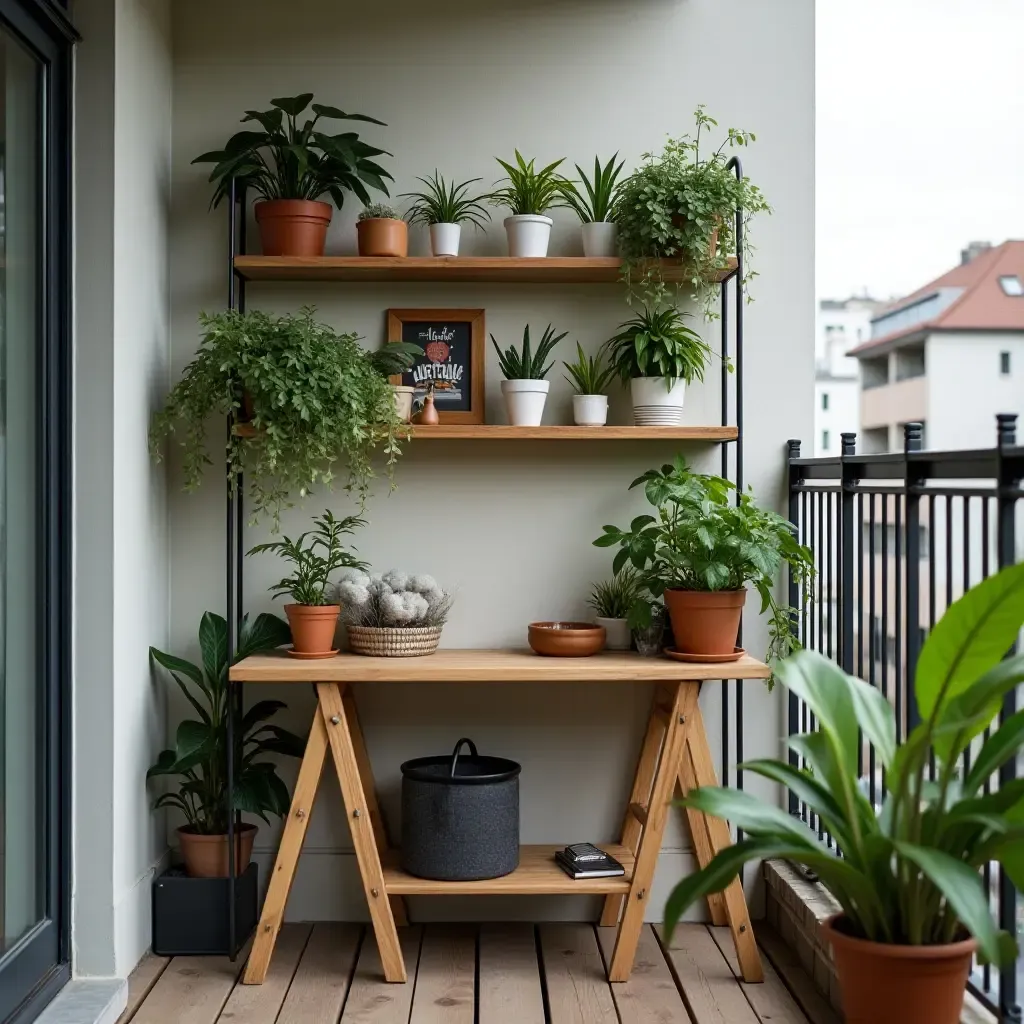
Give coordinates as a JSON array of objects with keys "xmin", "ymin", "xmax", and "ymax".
[
  {"xmin": 595, "ymin": 616, "xmax": 631, "ymax": 651},
  {"xmin": 391, "ymin": 385, "xmax": 415, "ymax": 423},
  {"xmin": 430, "ymin": 222, "xmax": 461, "ymax": 257},
  {"xmin": 572, "ymin": 394, "xmax": 608, "ymax": 426},
  {"xmin": 582, "ymin": 221, "xmax": 617, "ymax": 258},
  {"xmin": 504, "ymin": 215, "xmax": 553, "ymax": 257},
  {"xmin": 630, "ymin": 377, "xmax": 686, "ymax": 426},
  {"xmin": 501, "ymin": 379, "xmax": 550, "ymax": 426}
]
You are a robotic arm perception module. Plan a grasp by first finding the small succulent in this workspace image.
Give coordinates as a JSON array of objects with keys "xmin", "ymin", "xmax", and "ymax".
[
  {"xmin": 359, "ymin": 202, "xmax": 400, "ymax": 221},
  {"xmin": 336, "ymin": 569, "xmax": 455, "ymax": 628},
  {"xmin": 491, "ymin": 323, "xmax": 567, "ymax": 381}
]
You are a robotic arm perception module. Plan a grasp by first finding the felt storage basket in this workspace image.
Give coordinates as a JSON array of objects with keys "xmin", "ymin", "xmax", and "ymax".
[{"xmin": 347, "ymin": 625, "xmax": 442, "ymax": 657}]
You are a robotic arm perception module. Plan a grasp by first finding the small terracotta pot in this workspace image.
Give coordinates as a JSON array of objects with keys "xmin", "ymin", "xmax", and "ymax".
[
  {"xmin": 664, "ymin": 588, "xmax": 745, "ymax": 656},
  {"xmin": 178, "ymin": 823, "xmax": 256, "ymax": 879},
  {"xmin": 414, "ymin": 393, "xmax": 440, "ymax": 425},
  {"xmin": 824, "ymin": 915, "xmax": 975, "ymax": 1024},
  {"xmin": 255, "ymin": 199, "xmax": 332, "ymax": 257},
  {"xmin": 357, "ymin": 218, "xmax": 408, "ymax": 257},
  {"xmin": 528, "ymin": 622, "xmax": 606, "ymax": 657},
  {"xmin": 284, "ymin": 603, "xmax": 340, "ymax": 657}
]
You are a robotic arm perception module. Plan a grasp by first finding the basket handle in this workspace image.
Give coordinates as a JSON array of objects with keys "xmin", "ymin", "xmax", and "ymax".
[{"xmin": 450, "ymin": 737, "xmax": 478, "ymax": 778}]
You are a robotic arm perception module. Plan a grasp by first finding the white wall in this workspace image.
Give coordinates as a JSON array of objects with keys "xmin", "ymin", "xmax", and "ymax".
[{"xmin": 167, "ymin": 0, "xmax": 814, "ymax": 923}]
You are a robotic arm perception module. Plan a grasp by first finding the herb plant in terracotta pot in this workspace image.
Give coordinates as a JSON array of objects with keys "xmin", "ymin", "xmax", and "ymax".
[
  {"xmin": 249, "ymin": 510, "xmax": 369, "ymax": 658},
  {"xmin": 192, "ymin": 93, "xmax": 393, "ymax": 257},
  {"xmin": 401, "ymin": 171, "xmax": 490, "ymax": 257},
  {"xmin": 492, "ymin": 323, "xmax": 567, "ymax": 427},
  {"xmin": 557, "ymin": 153, "xmax": 625, "ymax": 257},
  {"xmin": 357, "ymin": 203, "xmax": 408, "ymax": 257},
  {"xmin": 488, "ymin": 151, "xmax": 566, "ymax": 257}
]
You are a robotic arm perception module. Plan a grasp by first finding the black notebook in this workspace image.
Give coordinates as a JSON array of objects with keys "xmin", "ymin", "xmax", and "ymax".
[{"xmin": 555, "ymin": 844, "xmax": 625, "ymax": 879}]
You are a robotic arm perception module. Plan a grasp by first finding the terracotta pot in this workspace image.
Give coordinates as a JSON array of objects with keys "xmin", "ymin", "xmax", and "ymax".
[
  {"xmin": 664, "ymin": 588, "xmax": 745, "ymax": 656},
  {"xmin": 528, "ymin": 622, "xmax": 606, "ymax": 657},
  {"xmin": 284, "ymin": 603, "xmax": 340, "ymax": 657},
  {"xmin": 414, "ymin": 392, "xmax": 440, "ymax": 425},
  {"xmin": 824, "ymin": 915, "xmax": 975, "ymax": 1024},
  {"xmin": 178, "ymin": 823, "xmax": 256, "ymax": 879},
  {"xmin": 255, "ymin": 199, "xmax": 332, "ymax": 257},
  {"xmin": 357, "ymin": 218, "xmax": 408, "ymax": 257}
]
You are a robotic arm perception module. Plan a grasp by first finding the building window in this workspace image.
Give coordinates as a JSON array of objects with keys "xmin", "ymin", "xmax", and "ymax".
[
  {"xmin": 1000, "ymin": 351, "xmax": 1011, "ymax": 375},
  {"xmin": 822, "ymin": 429, "xmax": 830, "ymax": 451},
  {"xmin": 999, "ymin": 275, "xmax": 1023, "ymax": 297},
  {"xmin": 821, "ymin": 392, "xmax": 830, "ymax": 411}
]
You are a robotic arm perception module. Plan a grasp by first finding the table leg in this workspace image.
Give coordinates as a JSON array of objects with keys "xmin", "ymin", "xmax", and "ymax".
[
  {"xmin": 678, "ymin": 760, "xmax": 728, "ymax": 927},
  {"xmin": 318, "ymin": 682, "xmax": 406, "ymax": 983}
]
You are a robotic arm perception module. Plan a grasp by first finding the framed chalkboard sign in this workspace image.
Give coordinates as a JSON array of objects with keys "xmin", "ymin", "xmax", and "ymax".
[{"xmin": 387, "ymin": 308, "xmax": 485, "ymax": 424}]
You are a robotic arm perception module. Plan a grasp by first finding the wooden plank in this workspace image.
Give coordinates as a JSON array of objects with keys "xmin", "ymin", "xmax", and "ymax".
[
  {"xmin": 539, "ymin": 924, "xmax": 618, "ymax": 1024},
  {"xmin": 756, "ymin": 925, "xmax": 842, "ymax": 1024},
  {"xmin": 597, "ymin": 925, "xmax": 693, "ymax": 1024},
  {"xmin": 341, "ymin": 927, "xmax": 423, "ymax": 1023},
  {"xmin": 660, "ymin": 924, "xmax": 760, "ymax": 1024},
  {"xmin": 709, "ymin": 925, "xmax": 813, "ymax": 1024},
  {"xmin": 408, "ymin": 925, "xmax": 475, "ymax": 1024},
  {"xmin": 679, "ymin": 756, "xmax": 728, "ymax": 927},
  {"xmin": 216, "ymin": 924, "xmax": 310, "ymax": 1023},
  {"xmin": 478, "ymin": 924, "xmax": 545, "ymax": 1024},
  {"xmin": 382, "ymin": 844, "xmax": 632, "ymax": 895},
  {"xmin": 117, "ymin": 953, "xmax": 169, "ymax": 1023},
  {"xmin": 274, "ymin": 923, "xmax": 361, "ymax": 1023},
  {"xmin": 231, "ymin": 650, "xmax": 771, "ymax": 684},
  {"xmin": 130, "ymin": 952, "xmax": 242, "ymax": 1024},
  {"xmin": 409, "ymin": 425, "xmax": 738, "ymax": 441}
]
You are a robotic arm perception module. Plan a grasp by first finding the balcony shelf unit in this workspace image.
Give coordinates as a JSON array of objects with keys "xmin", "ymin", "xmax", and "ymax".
[{"xmin": 233, "ymin": 423, "xmax": 739, "ymax": 442}]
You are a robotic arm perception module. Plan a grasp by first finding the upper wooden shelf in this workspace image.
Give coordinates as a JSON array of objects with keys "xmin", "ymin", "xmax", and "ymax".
[
  {"xmin": 409, "ymin": 425, "xmax": 737, "ymax": 441},
  {"xmin": 233, "ymin": 255, "xmax": 738, "ymax": 285}
]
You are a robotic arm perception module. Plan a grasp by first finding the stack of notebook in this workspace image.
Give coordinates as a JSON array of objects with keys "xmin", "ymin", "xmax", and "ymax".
[{"xmin": 555, "ymin": 843, "xmax": 625, "ymax": 879}]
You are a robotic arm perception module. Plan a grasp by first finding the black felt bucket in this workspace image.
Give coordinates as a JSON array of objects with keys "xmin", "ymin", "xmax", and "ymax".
[{"xmin": 400, "ymin": 738, "xmax": 521, "ymax": 881}]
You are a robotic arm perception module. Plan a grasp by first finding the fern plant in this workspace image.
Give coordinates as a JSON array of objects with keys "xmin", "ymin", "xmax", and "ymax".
[
  {"xmin": 359, "ymin": 202, "xmax": 400, "ymax": 221},
  {"xmin": 562, "ymin": 343, "xmax": 615, "ymax": 396},
  {"xmin": 488, "ymin": 151, "xmax": 567, "ymax": 216},
  {"xmin": 491, "ymin": 324, "xmax": 567, "ymax": 380},
  {"xmin": 401, "ymin": 172, "xmax": 490, "ymax": 228},
  {"xmin": 558, "ymin": 153, "xmax": 625, "ymax": 223}
]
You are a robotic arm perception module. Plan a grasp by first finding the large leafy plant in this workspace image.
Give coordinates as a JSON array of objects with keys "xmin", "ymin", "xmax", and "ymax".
[
  {"xmin": 558, "ymin": 153, "xmax": 625, "ymax": 223},
  {"xmin": 665, "ymin": 562, "xmax": 1024, "ymax": 969},
  {"xmin": 147, "ymin": 612, "xmax": 305, "ymax": 834},
  {"xmin": 192, "ymin": 94, "xmax": 392, "ymax": 208},
  {"xmin": 491, "ymin": 324, "xmax": 567, "ymax": 380},
  {"xmin": 149, "ymin": 308, "xmax": 404, "ymax": 528},
  {"xmin": 401, "ymin": 172, "xmax": 490, "ymax": 228},
  {"xmin": 488, "ymin": 151, "xmax": 567, "ymax": 216},
  {"xmin": 593, "ymin": 457, "xmax": 814, "ymax": 666},
  {"xmin": 602, "ymin": 306, "xmax": 716, "ymax": 386}
]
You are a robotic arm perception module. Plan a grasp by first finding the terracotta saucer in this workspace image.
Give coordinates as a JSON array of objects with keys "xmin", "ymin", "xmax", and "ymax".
[
  {"xmin": 662, "ymin": 646, "xmax": 745, "ymax": 664},
  {"xmin": 286, "ymin": 647, "xmax": 339, "ymax": 660}
]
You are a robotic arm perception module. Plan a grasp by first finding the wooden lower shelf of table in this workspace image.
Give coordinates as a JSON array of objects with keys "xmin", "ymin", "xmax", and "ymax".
[{"xmin": 381, "ymin": 844, "xmax": 633, "ymax": 895}]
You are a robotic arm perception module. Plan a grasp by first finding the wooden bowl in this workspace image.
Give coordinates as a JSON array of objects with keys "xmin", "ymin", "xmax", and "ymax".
[{"xmin": 528, "ymin": 621, "xmax": 607, "ymax": 657}]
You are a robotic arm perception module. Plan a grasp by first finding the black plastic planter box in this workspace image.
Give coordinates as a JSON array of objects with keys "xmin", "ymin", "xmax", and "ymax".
[{"xmin": 152, "ymin": 863, "xmax": 258, "ymax": 956}]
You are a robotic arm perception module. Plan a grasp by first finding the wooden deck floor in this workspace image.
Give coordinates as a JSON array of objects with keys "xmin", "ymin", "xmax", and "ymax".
[{"xmin": 119, "ymin": 922, "xmax": 826, "ymax": 1024}]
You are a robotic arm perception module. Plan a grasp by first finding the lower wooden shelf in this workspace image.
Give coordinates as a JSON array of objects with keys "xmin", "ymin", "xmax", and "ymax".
[{"xmin": 380, "ymin": 844, "xmax": 633, "ymax": 895}]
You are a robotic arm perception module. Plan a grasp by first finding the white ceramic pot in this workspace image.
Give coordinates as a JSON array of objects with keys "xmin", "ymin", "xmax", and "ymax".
[
  {"xmin": 595, "ymin": 616, "xmax": 631, "ymax": 651},
  {"xmin": 572, "ymin": 394, "xmax": 608, "ymax": 426},
  {"xmin": 430, "ymin": 222, "xmax": 461, "ymax": 257},
  {"xmin": 501, "ymin": 379, "xmax": 550, "ymax": 426},
  {"xmin": 630, "ymin": 377, "xmax": 686, "ymax": 426},
  {"xmin": 392, "ymin": 385, "xmax": 415, "ymax": 423},
  {"xmin": 582, "ymin": 221, "xmax": 617, "ymax": 258},
  {"xmin": 504, "ymin": 215, "xmax": 553, "ymax": 257}
]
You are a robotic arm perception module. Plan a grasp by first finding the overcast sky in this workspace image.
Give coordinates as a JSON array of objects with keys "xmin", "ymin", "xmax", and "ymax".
[{"xmin": 816, "ymin": 0, "xmax": 1024, "ymax": 301}]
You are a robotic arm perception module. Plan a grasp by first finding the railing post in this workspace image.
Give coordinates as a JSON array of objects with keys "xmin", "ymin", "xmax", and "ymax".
[
  {"xmin": 839, "ymin": 433, "xmax": 857, "ymax": 676},
  {"xmin": 904, "ymin": 423, "xmax": 924, "ymax": 732},
  {"xmin": 787, "ymin": 439, "xmax": 802, "ymax": 816}
]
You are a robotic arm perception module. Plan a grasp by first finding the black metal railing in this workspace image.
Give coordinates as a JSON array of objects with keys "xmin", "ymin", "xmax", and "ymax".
[{"xmin": 787, "ymin": 415, "xmax": 1024, "ymax": 1022}]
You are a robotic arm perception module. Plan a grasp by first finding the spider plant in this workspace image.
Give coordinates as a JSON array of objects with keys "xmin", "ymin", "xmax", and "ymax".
[
  {"xmin": 401, "ymin": 172, "xmax": 491, "ymax": 228},
  {"xmin": 491, "ymin": 324, "xmax": 567, "ymax": 380},
  {"xmin": 562, "ymin": 343, "xmax": 616, "ymax": 396},
  {"xmin": 558, "ymin": 153, "xmax": 625, "ymax": 223},
  {"xmin": 602, "ymin": 306, "xmax": 715, "ymax": 386},
  {"xmin": 488, "ymin": 151, "xmax": 567, "ymax": 216},
  {"xmin": 588, "ymin": 566, "xmax": 644, "ymax": 620}
]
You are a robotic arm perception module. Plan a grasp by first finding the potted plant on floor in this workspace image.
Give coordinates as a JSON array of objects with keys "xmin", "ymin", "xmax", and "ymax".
[
  {"xmin": 491, "ymin": 323, "xmax": 567, "ymax": 426},
  {"xmin": 367, "ymin": 340, "xmax": 425, "ymax": 422},
  {"xmin": 192, "ymin": 94, "xmax": 392, "ymax": 257},
  {"xmin": 602, "ymin": 306, "xmax": 715, "ymax": 426},
  {"xmin": 248, "ymin": 510, "xmax": 369, "ymax": 658},
  {"xmin": 665, "ymin": 562, "xmax": 1024, "ymax": 1024},
  {"xmin": 557, "ymin": 153, "xmax": 625, "ymax": 257},
  {"xmin": 401, "ymin": 172, "xmax": 490, "ymax": 257},
  {"xmin": 562, "ymin": 342, "xmax": 615, "ymax": 426},
  {"xmin": 357, "ymin": 202, "xmax": 408, "ymax": 257},
  {"xmin": 488, "ymin": 151, "xmax": 566, "ymax": 257},
  {"xmin": 593, "ymin": 456, "xmax": 814, "ymax": 663},
  {"xmin": 587, "ymin": 565, "xmax": 643, "ymax": 650},
  {"xmin": 150, "ymin": 308, "xmax": 404, "ymax": 528}
]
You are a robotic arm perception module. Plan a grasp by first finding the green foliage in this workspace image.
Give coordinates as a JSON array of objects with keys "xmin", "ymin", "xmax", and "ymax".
[
  {"xmin": 366, "ymin": 341, "xmax": 423, "ymax": 378},
  {"xmin": 147, "ymin": 611, "xmax": 305, "ymax": 834},
  {"xmin": 488, "ymin": 151, "xmax": 567, "ymax": 216},
  {"xmin": 401, "ymin": 172, "xmax": 490, "ymax": 228},
  {"xmin": 593, "ymin": 456, "xmax": 814, "ymax": 667},
  {"xmin": 562, "ymin": 342, "xmax": 616, "ymax": 396},
  {"xmin": 149, "ymin": 308, "xmax": 404, "ymax": 529},
  {"xmin": 491, "ymin": 323, "xmax": 567, "ymax": 380},
  {"xmin": 588, "ymin": 565, "xmax": 644, "ymax": 619},
  {"xmin": 359, "ymin": 202, "xmax": 400, "ymax": 221},
  {"xmin": 248, "ymin": 509, "xmax": 368, "ymax": 606},
  {"xmin": 191, "ymin": 93, "xmax": 392, "ymax": 209},
  {"xmin": 602, "ymin": 306, "xmax": 716, "ymax": 385},
  {"xmin": 557, "ymin": 153, "xmax": 625, "ymax": 223},
  {"xmin": 615, "ymin": 106, "xmax": 771, "ymax": 317},
  {"xmin": 664, "ymin": 563, "xmax": 1024, "ymax": 967}
]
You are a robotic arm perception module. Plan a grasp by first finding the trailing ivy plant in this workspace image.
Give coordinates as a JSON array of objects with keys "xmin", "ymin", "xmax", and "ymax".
[{"xmin": 149, "ymin": 307, "xmax": 404, "ymax": 528}]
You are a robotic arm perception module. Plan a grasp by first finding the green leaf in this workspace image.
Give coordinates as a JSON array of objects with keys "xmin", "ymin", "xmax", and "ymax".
[
  {"xmin": 199, "ymin": 611, "xmax": 228, "ymax": 687},
  {"xmin": 270, "ymin": 93, "xmax": 314, "ymax": 117},
  {"xmin": 236, "ymin": 612, "xmax": 291, "ymax": 661},
  {"xmin": 964, "ymin": 708, "xmax": 1024, "ymax": 794},
  {"xmin": 242, "ymin": 700, "xmax": 286, "ymax": 733}
]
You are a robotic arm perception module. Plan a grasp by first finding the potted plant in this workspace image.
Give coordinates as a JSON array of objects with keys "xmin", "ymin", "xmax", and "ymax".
[
  {"xmin": 491, "ymin": 323, "xmax": 567, "ymax": 427},
  {"xmin": 147, "ymin": 611, "xmax": 304, "ymax": 878},
  {"xmin": 557, "ymin": 153, "xmax": 625, "ymax": 257},
  {"xmin": 192, "ymin": 93, "xmax": 392, "ymax": 257},
  {"xmin": 593, "ymin": 456, "xmax": 814, "ymax": 660},
  {"xmin": 587, "ymin": 565, "xmax": 643, "ymax": 649},
  {"xmin": 602, "ymin": 306, "xmax": 715, "ymax": 426},
  {"xmin": 367, "ymin": 340, "xmax": 425, "ymax": 422},
  {"xmin": 562, "ymin": 342, "xmax": 615, "ymax": 427},
  {"xmin": 488, "ymin": 151, "xmax": 566, "ymax": 257},
  {"xmin": 665, "ymin": 563, "xmax": 1024, "ymax": 1024},
  {"xmin": 149, "ymin": 308, "xmax": 404, "ymax": 528},
  {"xmin": 615, "ymin": 106, "xmax": 770, "ymax": 316},
  {"xmin": 401, "ymin": 172, "xmax": 490, "ymax": 257},
  {"xmin": 248, "ymin": 510, "xmax": 369, "ymax": 658},
  {"xmin": 357, "ymin": 202, "xmax": 408, "ymax": 257}
]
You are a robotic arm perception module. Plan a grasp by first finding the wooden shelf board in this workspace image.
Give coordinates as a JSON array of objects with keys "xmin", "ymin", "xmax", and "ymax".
[
  {"xmin": 230, "ymin": 648, "xmax": 771, "ymax": 683},
  {"xmin": 381, "ymin": 844, "xmax": 633, "ymax": 895},
  {"xmin": 408, "ymin": 425, "xmax": 738, "ymax": 441},
  {"xmin": 233, "ymin": 255, "xmax": 738, "ymax": 285}
]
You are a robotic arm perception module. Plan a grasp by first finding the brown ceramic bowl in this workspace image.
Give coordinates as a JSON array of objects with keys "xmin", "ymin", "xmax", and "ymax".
[{"xmin": 528, "ymin": 621, "xmax": 607, "ymax": 657}]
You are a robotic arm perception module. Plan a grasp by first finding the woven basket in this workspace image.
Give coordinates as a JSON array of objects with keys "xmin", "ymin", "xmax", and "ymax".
[{"xmin": 347, "ymin": 625, "xmax": 443, "ymax": 657}]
